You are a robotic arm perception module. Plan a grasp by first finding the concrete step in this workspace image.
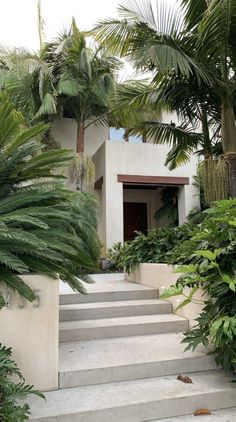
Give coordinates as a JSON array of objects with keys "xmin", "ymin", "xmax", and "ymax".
[
  {"xmin": 60, "ymin": 286, "xmax": 158, "ymax": 305},
  {"xmin": 150, "ymin": 407, "xmax": 236, "ymax": 421},
  {"xmin": 59, "ymin": 299, "xmax": 171, "ymax": 321},
  {"xmin": 59, "ymin": 333, "xmax": 217, "ymax": 388},
  {"xmin": 29, "ymin": 370, "xmax": 236, "ymax": 421},
  {"xmin": 59, "ymin": 313, "xmax": 189, "ymax": 342}
]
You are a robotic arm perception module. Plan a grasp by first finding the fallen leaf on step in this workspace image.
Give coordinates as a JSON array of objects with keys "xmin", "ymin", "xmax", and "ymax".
[
  {"xmin": 177, "ymin": 374, "xmax": 193, "ymax": 384},
  {"xmin": 194, "ymin": 409, "xmax": 212, "ymax": 416}
]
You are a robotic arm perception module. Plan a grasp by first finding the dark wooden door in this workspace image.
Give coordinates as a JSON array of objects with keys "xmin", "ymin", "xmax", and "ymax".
[{"xmin": 123, "ymin": 202, "xmax": 148, "ymax": 241}]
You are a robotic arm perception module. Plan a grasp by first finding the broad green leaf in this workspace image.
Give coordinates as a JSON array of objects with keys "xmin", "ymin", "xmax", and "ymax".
[
  {"xmin": 175, "ymin": 264, "xmax": 197, "ymax": 273},
  {"xmin": 210, "ymin": 318, "xmax": 224, "ymax": 338},
  {"xmin": 175, "ymin": 297, "xmax": 191, "ymax": 311},
  {"xmin": 160, "ymin": 284, "xmax": 183, "ymax": 299},
  {"xmin": 195, "ymin": 249, "xmax": 221, "ymax": 261}
]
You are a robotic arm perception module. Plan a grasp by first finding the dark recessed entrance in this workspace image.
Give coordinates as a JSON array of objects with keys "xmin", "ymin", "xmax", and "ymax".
[{"xmin": 123, "ymin": 202, "xmax": 148, "ymax": 241}]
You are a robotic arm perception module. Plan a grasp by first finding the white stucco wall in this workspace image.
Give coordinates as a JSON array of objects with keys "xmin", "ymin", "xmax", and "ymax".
[
  {"xmin": 51, "ymin": 118, "xmax": 109, "ymax": 156},
  {"xmin": 52, "ymin": 118, "xmax": 200, "ymax": 249},
  {"xmin": 94, "ymin": 141, "xmax": 200, "ymax": 248},
  {"xmin": 0, "ymin": 275, "xmax": 59, "ymax": 391}
]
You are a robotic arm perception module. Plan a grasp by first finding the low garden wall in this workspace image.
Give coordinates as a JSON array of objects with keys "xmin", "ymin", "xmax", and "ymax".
[
  {"xmin": 126, "ymin": 263, "xmax": 206, "ymax": 328},
  {"xmin": 0, "ymin": 274, "xmax": 59, "ymax": 391}
]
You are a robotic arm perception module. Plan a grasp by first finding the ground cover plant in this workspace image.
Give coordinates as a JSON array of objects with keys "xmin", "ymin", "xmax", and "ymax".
[
  {"xmin": 0, "ymin": 344, "xmax": 43, "ymax": 422},
  {"xmin": 162, "ymin": 199, "xmax": 236, "ymax": 371},
  {"xmin": 108, "ymin": 224, "xmax": 194, "ymax": 274}
]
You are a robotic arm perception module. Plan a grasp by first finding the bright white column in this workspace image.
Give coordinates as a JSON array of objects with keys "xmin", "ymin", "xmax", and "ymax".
[{"xmin": 105, "ymin": 179, "xmax": 124, "ymax": 249}]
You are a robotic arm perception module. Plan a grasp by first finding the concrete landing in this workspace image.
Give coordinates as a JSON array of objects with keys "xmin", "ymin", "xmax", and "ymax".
[
  {"xmin": 60, "ymin": 274, "xmax": 158, "ymax": 304},
  {"xmin": 60, "ymin": 273, "xmax": 146, "ymax": 295}
]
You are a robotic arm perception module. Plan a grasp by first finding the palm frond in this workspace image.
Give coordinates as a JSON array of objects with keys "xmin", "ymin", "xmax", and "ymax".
[
  {"xmin": 0, "ymin": 96, "xmax": 100, "ymax": 303},
  {"xmin": 180, "ymin": 0, "xmax": 208, "ymax": 30},
  {"xmin": 34, "ymin": 93, "xmax": 57, "ymax": 118},
  {"xmin": 95, "ymin": 1, "xmax": 210, "ymax": 83},
  {"xmin": 118, "ymin": 0, "xmax": 184, "ymax": 35},
  {"xmin": 128, "ymin": 119, "xmax": 202, "ymax": 169}
]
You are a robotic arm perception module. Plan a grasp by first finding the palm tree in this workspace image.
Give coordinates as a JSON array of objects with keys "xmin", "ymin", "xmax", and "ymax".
[
  {"xmin": 95, "ymin": 0, "xmax": 236, "ymax": 195},
  {"xmin": 108, "ymin": 80, "xmax": 162, "ymax": 142},
  {"xmin": 0, "ymin": 18, "xmax": 119, "ymax": 153},
  {"xmin": 0, "ymin": 95, "xmax": 100, "ymax": 307},
  {"xmin": 108, "ymin": 77, "xmax": 220, "ymax": 169},
  {"xmin": 52, "ymin": 20, "xmax": 119, "ymax": 152}
]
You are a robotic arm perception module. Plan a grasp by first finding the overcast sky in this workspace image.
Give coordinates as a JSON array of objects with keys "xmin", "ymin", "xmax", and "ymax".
[
  {"xmin": 0, "ymin": 0, "xmax": 176, "ymax": 81},
  {"xmin": 0, "ymin": 0, "xmax": 120, "ymax": 51},
  {"xmin": 0, "ymin": 0, "xmax": 177, "ymax": 50}
]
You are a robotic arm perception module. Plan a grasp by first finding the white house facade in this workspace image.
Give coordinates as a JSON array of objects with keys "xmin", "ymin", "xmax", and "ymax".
[{"xmin": 52, "ymin": 117, "xmax": 200, "ymax": 249}]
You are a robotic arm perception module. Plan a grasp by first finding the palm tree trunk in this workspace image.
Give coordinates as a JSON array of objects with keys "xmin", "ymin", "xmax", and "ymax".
[
  {"xmin": 221, "ymin": 102, "xmax": 236, "ymax": 197},
  {"xmin": 124, "ymin": 129, "xmax": 129, "ymax": 142},
  {"xmin": 77, "ymin": 122, "xmax": 85, "ymax": 153},
  {"xmin": 225, "ymin": 154, "xmax": 236, "ymax": 197},
  {"xmin": 201, "ymin": 104, "xmax": 211, "ymax": 156}
]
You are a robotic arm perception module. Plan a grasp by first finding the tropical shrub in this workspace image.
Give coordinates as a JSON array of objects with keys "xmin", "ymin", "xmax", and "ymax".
[
  {"xmin": 0, "ymin": 95, "xmax": 100, "ymax": 307},
  {"xmin": 108, "ymin": 224, "xmax": 194, "ymax": 274},
  {"xmin": 0, "ymin": 343, "xmax": 44, "ymax": 421},
  {"xmin": 162, "ymin": 199, "xmax": 236, "ymax": 371},
  {"xmin": 107, "ymin": 242, "xmax": 128, "ymax": 271}
]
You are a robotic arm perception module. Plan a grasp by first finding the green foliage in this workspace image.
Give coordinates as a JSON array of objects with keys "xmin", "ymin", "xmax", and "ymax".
[
  {"xmin": 188, "ymin": 164, "xmax": 209, "ymax": 224},
  {"xmin": 0, "ymin": 95, "xmax": 100, "ymax": 306},
  {"xmin": 57, "ymin": 22, "xmax": 119, "ymax": 129},
  {"xmin": 108, "ymin": 224, "xmax": 194, "ymax": 274},
  {"xmin": 95, "ymin": 0, "xmax": 236, "ymax": 185},
  {"xmin": 107, "ymin": 242, "xmax": 125, "ymax": 271},
  {"xmin": 162, "ymin": 199, "xmax": 236, "ymax": 370},
  {"xmin": 154, "ymin": 187, "xmax": 179, "ymax": 226},
  {"xmin": 0, "ymin": 343, "xmax": 44, "ymax": 421},
  {"xmin": 0, "ymin": 19, "xmax": 119, "ymax": 152},
  {"xmin": 94, "ymin": 0, "xmax": 224, "ymax": 169}
]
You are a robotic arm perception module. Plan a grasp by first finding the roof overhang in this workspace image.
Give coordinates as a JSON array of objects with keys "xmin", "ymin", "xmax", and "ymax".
[{"xmin": 117, "ymin": 174, "xmax": 189, "ymax": 186}]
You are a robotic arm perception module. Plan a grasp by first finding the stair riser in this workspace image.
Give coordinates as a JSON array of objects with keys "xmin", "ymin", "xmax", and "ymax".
[
  {"xmin": 59, "ymin": 320, "xmax": 189, "ymax": 342},
  {"xmin": 60, "ymin": 290, "xmax": 158, "ymax": 305},
  {"xmin": 29, "ymin": 390, "xmax": 236, "ymax": 421},
  {"xmin": 59, "ymin": 355, "xmax": 217, "ymax": 389},
  {"xmin": 59, "ymin": 303, "xmax": 171, "ymax": 321}
]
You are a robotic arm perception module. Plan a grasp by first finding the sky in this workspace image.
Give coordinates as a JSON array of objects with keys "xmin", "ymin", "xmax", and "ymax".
[
  {"xmin": 0, "ymin": 0, "xmax": 176, "ymax": 81},
  {"xmin": 0, "ymin": 0, "xmax": 177, "ymax": 51},
  {"xmin": 0, "ymin": 0, "xmax": 120, "ymax": 51}
]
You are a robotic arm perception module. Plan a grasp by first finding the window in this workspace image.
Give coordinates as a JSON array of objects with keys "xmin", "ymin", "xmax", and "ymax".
[{"xmin": 109, "ymin": 127, "xmax": 143, "ymax": 143}]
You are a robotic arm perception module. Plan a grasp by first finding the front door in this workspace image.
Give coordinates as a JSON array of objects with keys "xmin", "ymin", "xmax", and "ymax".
[{"xmin": 123, "ymin": 202, "xmax": 148, "ymax": 241}]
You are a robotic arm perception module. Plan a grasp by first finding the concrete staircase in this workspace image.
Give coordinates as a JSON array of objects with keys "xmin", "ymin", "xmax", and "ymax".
[{"xmin": 29, "ymin": 274, "xmax": 236, "ymax": 421}]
